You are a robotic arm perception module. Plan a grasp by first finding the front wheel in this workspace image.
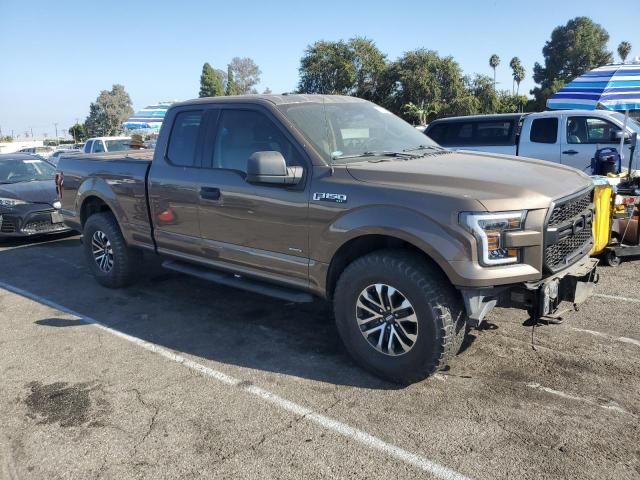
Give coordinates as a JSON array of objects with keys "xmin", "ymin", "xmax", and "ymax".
[
  {"xmin": 333, "ymin": 250, "xmax": 467, "ymax": 384},
  {"xmin": 83, "ymin": 212, "xmax": 141, "ymax": 288},
  {"xmin": 603, "ymin": 249, "xmax": 621, "ymax": 267}
]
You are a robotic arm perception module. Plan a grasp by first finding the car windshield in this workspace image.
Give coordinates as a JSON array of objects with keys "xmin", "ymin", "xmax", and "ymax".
[
  {"xmin": 105, "ymin": 139, "xmax": 130, "ymax": 151},
  {"xmin": 278, "ymin": 100, "xmax": 440, "ymax": 163},
  {"xmin": 0, "ymin": 158, "xmax": 55, "ymax": 184}
]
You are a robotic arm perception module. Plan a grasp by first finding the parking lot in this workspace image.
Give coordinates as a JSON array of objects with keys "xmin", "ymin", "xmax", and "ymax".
[{"xmin": 0, "ymin": 233, "xmax": 639, "ymax": 480}]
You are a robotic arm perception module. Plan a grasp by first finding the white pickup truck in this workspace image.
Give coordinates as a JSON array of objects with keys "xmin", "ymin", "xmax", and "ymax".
[{"xmin": 425, "ymin": 110, "xmax": 640, "ymax": 172}]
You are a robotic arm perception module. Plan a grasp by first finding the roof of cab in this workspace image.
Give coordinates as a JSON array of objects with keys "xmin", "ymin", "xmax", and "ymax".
[
  {"xmin": 173, "ymin": 94, "xmax": 369, "ymax": 108},
  {"xmin": 428, "ymin": 113, "xmax": 527, "ymax": 125}
]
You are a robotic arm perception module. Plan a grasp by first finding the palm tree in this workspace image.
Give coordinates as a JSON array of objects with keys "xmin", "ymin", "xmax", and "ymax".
[
  {"xmin": 618, "ymin": 41, "xmax": 632, "ymax": 63},
  {"xmin": 509, "ymin": 57, "xmax": 521, "ymax": 94},
  {"xmin": 513, "ymin": 64, "xmax": 526, "ymax": 95},
  {"xmin": 489, "ymin": 54, "xmax": 500, "ymax": 88}
]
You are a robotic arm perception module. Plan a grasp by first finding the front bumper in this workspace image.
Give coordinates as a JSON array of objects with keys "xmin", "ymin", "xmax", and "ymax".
[
  {"xmin": 0, "ymin": 210, "xmax": 71, "ymax": 237},
  {"xmin": 460, "ymin": 254, "xmax": 598, "ymax": 326}
]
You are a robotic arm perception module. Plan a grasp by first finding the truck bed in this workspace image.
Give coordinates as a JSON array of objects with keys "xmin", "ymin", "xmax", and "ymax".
[{"xmin": 57, "ymin": 150, "xmax": 154, "ymax": 249}]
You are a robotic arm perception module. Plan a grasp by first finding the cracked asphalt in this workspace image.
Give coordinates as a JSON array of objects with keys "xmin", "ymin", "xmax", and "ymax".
[{"xmin": 0, "ymin": 233, "xmax": 639, "ymax": 479}]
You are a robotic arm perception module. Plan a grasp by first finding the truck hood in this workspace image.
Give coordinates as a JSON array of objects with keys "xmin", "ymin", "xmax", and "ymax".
[
  {"xmin": 0, "ymin": 180, "xmax": 58, "ymax": 206},
  {"xmin": 346, "ymin": 150, "xmax": 593, "ymax": 211}
]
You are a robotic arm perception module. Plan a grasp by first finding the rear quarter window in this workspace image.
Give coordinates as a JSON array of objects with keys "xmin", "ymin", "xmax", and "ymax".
[{"xmin": 530, "ymin": 118, "xmax": 558, "ymax": 144}]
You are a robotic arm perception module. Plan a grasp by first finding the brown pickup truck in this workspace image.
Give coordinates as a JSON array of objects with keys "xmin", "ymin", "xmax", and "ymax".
[{"xmin": 57, "ymin": 95, "xmax": 598, "ymax": 383}]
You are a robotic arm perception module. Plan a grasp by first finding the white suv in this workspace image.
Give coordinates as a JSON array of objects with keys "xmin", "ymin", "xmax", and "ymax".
[{"xmin": 83, "ymin": 136, "xmax": 131, "ymax": 154}]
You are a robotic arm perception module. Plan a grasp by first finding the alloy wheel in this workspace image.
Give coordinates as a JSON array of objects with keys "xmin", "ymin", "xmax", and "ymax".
[{"xmin": 91, "ymin": 230, "xmax": 114, "ymax": 273}]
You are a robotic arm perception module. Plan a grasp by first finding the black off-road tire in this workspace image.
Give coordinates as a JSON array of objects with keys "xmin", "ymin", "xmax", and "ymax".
[
  {"xmin": 333, "ymin": 249, "xmax": 467, "ymax": 384},
  {"xmin": 83, "ymin": 212, "xmax": 142, "ymax": 288}
]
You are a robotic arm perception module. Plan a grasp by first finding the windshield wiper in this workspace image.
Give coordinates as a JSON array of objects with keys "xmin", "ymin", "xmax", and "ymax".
[
  {"xmin": 334, "ymin": 150, "xmax": 422, "ymax": 160},
  {"xmin": 403, "ymin": 144, "xmax": 445, "ymax": 152}
]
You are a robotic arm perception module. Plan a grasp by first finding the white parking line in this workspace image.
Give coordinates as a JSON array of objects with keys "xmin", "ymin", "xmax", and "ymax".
[
  {"xmin": 526, "ymin": 383, "xmax": 633, "ymax": 416},
  {"xmin": 569, "ymin": 327, "xmax": 640, "ymax": 348},
  {"xmin": 0, "ymin": 280, "xmax": 471, "ymax": 480},
  {"xmin": 592, "ymin": 293, "xmax": 640, "ymax": 304}
]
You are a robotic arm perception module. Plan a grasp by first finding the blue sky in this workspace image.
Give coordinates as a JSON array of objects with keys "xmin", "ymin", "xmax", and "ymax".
[{"xmin": 1, "ymin": 0, "xmax": 638, "ymax": 138}]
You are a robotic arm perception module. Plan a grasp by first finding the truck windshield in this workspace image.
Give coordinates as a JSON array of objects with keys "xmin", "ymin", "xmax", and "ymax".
[
  {"xmin": 105, "ymin": 139, "xmax": 131, "ymax": 152},
  {"xmin": 279, "ymin": 100, "xmax": 440, "ymax": 163}
]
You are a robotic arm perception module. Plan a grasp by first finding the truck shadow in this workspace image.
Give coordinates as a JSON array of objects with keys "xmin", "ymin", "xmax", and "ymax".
[{"xmin": 1, "ymin": 237, "xmax": 411, "ymax": 390}]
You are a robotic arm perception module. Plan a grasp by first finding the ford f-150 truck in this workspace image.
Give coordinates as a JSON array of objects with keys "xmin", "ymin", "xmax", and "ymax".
[
  {"xmin": 425, "ymin": 110, "xmax": 640, "ymax": 171},
  {"xmin": 57, "ymin": 95, "xmax": 598, "ymax": 384}
]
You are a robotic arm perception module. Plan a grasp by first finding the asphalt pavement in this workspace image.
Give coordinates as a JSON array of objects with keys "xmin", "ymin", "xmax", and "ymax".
[{"xmin": 0, "ymin": 234, "xmax": 639, "ymax": 479}]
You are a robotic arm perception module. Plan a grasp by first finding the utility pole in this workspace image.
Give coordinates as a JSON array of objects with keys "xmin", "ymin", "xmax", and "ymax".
[
  {"xmin": 30, "ymin": 127, "xmax": 34, "ymax": 138},
  {"xmin": 54, "ymin": 123, "xmax": 58, "ymax": 144}
]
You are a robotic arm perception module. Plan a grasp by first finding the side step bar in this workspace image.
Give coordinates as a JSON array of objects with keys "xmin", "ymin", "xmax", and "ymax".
[{"xmin": 162, "ymin": 260, "xmax": 313, "ymax": 303}]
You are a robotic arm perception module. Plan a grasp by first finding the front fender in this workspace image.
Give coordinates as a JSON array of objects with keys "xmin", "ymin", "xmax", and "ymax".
[{"xmin": 313, "ymin": 205, "xmax": 474, "ymax": 282}]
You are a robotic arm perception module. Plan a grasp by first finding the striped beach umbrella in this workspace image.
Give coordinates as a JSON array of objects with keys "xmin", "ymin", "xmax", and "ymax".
[
  {"xmin": 547, "ymin": 63, "xmax": 640, "ymax": 163},
  {"xmin": 122, "ymin": 102, "xmax": 174, "ymax": 131}
]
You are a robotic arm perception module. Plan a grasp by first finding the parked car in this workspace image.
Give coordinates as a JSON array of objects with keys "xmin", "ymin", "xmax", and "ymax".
[
  {"xmin": 57, "ymin": 95, "xmax": 598, "ymax": 384},
  {"xmin": 18, "ymin": 146, "xmax": 55, "ymax": 159},
  {"xmin": 83, "ymin": 137, "xmax": 131, "ymax": 154},
  {"xmin": 425, "ymin": 110, "xmax": 640, "ymax": 171},
  {"xmin": 0, "ymin": 153, "xmax": 70, "ymax": 238},
  {"xmin": 48, "ymin": 149, "xmax": 76, "ymax": 166}
]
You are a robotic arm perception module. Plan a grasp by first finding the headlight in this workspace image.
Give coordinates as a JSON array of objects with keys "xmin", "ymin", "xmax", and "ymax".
[
  {"xmin": 460, "ymin": 211, "xmax": 526, "ymax": 266},
  {"xmin": 0, "ymin": 197, "xmax": 28, "ymax": 208}
]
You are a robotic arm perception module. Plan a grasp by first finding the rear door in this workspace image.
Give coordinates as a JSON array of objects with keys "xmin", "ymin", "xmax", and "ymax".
[
  {"xmin": 560, "ymin": 114, "xmax": 626, "ymax": 171},
  {"xmin": 147, "ymin": 108, "xmax": 209, "ymax": 258},
  {"xmin": 519, "ymin": 116, "xmax": 561, "ymax": 161},
  {"xmin": 195, "ymin": 106, "xmax": 311, "ymax": 288}
]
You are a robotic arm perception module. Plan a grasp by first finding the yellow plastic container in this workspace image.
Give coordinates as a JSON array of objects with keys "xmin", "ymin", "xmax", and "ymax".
[{"xmin": 590, "ymin": 184, "xmax": 612, "ymax": 255}]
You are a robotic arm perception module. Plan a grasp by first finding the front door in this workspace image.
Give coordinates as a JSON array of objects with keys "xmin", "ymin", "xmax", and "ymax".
[
  {"xmin": 561, "ymin": 115, "xmax": 629, "ymax": 171},
  {"xmin": 196, "ymin": 107, "xmax": 311, "ymax": 288}
]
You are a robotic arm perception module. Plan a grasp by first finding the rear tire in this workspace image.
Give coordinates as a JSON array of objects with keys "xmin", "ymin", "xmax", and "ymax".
[
  {"xmin": 603, "ymin": 249, "xmax": 621, "ymax": 267},
  {"xmin": 83, "ymin": 212, "xmax": 141, "ymax": 288},
  {"xmin": 333, "ymin": 249, "xmax": 467, "ymax": 384}
]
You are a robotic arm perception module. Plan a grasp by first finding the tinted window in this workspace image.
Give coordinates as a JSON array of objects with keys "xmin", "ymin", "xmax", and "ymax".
[
  {"xmin": 105, "ymin": 139, "xmax": 130, "ymax": 151},
  {"xmin": 475, "ymin": 121, "xmax": 513, "ymax": 144},
  {"xmin": 93, "ymin": 141, "xmax": 105, "ymax": 153},
  {"xmin": 567, "ymin": 117, "xmax": 620, "ymax": 144},
  {"xmin": 530, "ymin": 118, "xmax": 558, "ymax": 144},
  {"xmin": 426, "ymin": 124, "xmax": 446, "ymax": 143},
  {"xmin": 213, "ymin": 109, "xmax": 303, "ymax": 173},
  {"xmin": 167, "ymin": 110, "xmax": 203, "ymax": 167},
  {"xmin": 84, "ymin": 141, "xmax": 93, "ymax": 153}
]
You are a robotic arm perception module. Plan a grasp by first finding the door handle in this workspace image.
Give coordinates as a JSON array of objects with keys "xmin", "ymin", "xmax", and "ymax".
[
  {"xmin": 562, "ymin": 150, "xmax": 579, "ymax": 155},
  {"xmin": 200, "ymin": 187, "xmax": 221, "ymax": 201}
]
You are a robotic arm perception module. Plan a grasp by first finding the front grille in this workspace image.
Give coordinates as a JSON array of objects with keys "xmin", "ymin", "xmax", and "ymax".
[
  {"xmin": 544, "ymin": 188, "xmax": 594, "ymax": 272},
  {"xmin": 548, "ymin": 191, "xmax": 592, "ymax": 226},
  {"xmin": 0, "ymin": 216, "xmax": 18, "ymax": 233}
]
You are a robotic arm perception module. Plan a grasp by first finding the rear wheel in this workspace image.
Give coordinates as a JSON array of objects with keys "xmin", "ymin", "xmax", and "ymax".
[
  {"xmin": 603, "ymin": 249, "xmax": 621, "ymax": 267},
  {"xmin": 333, "ymin": 250, "xmax": 467, "ymax": 384},
  {"xmin": 83, "ymin": 212, "xmax": 141, "ymax": 288}
]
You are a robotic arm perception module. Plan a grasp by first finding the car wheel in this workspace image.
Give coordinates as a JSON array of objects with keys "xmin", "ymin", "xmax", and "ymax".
[
  {"xmin": 83, "ymin": 212, "xmax": 141, "ymax": 288},
  {"xmin": 333, "ymin": 249, "xmax": 467, "ymax": 384},
  {"xmin": 603, "ymin": 250, "xmax": 621, "ymax": 267}
]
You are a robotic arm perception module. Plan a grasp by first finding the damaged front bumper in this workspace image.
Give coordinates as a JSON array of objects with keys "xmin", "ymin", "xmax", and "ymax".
[{"xmin": 460, "ymin": 255, "xmax": 599, "ymax": 327}]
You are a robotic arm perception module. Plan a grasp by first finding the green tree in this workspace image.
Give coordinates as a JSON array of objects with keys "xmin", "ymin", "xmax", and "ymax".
[
  {"xmin": 513, "ymin": 63, "xmax": 525, "ymax": 95},
  {"xmin": 509, "ymin": 57, "xmax": 521, "ymax": 94},
  {"xmin": 387, "ymin": 49, "xmax": 468, "ymax": 121},
  {"xmin": 68, "ymin": 123, "xmax": 87, "ymax": 142},
  {"xmin": 618, "ymin": 41, "xmax": 632, "ymax": 63},
  {"xmin": 298, "ymin": 40, "xmax": 356, "ymax": 94},
  {"xmin": 199, "ymin": 62, "xmax": 224, "ymax": 97},
  {"xmin": 348, "ymin": 37, "xmax": 389, "ymax": 102},
  {"xmin": 489, "ymin": 54, "xmax": 500, "ymax": 87},
  {"xmin": 531, "ymin": 17, "xmax": 612, "ymax": 111},
  {"xmin": 84, "ymin": 84, "xmax": 134, "ymax": 137},
  {"xmin": 466, "ymin": 74, "xmax": 499, "ymax": 114},
  {"xmin": 229, "ymin": 57, "xmax": 261, "ymax": 94},
  {"xmin": 496, "ymin": 91, "xmax": 528, "ymax": 113},
  {"xmin": 0, "ymin": 135, "xmax": 13, "ymax": 142},
  {"xmin": 225, "ymin": 64, "xmax": 238, "ymax": 96}
]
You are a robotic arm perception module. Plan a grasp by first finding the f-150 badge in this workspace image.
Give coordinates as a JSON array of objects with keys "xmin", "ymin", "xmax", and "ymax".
[{"xmin": 313, "ymin": 192, "xmax": 347, "ymax": 203}]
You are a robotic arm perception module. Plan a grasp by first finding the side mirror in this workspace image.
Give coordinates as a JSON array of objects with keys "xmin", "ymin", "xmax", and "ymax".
[
  {"xmin": 612, "ymin": 130, "xmax": 631, "ymax": 143},
  {"xmin": 246, "ymin": 151, "xmax": 303, "ymax": 185}
]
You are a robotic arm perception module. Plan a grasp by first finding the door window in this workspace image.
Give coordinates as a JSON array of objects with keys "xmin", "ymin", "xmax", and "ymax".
[
  {"xmin": 84, "ymin": 140, "xmax": 93, "ymax": 152},
  {"xmin": 212, "ymin": 109, "xmax": 303, "ymax": 173},
  {"xmin": 92, "ymin": 141, "xmax": 105, "ymax": 153},
  {"xmin": 530, "ymin": 118, "xmax": 558, "ymax": 144},
  {"xmin": 566, "ymin": 117, "xmax": 620, "ymax": 144},
  {"xmin": 167, "ymin": 110, "xmax": 204, "ymax": 167}
]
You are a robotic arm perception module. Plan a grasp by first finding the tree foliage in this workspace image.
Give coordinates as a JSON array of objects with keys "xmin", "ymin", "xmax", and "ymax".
[
  {"xmin": 489, "ymin": 54, "xmax": 500, "ymax": 86},
  {"xmin": 531, "ymin": 17, "xmax": 612, "ymax": 110},
  {"xmin": 225, "ymin": 64, "xmax": 238, "ymax": 96},
  {"xmin": 618, "ymin": 41, "xmax": 632, "ymax": 63},
  {"xmin": 0, "ymin": 135, "xmax": 13, "ymax": 143},
  {"xmin": 84, "ymin": 84, "xmax": 133, "ymax": 137},
  {"xmin": 229, "ymin": 57, "xmax": 261, "ymax": 94},
  {"xmin": 68, "ymin": 123, "xmax": 87, "ymax": 142},
  {"xmin": 199, "ymin": 62, "xmax": 224, "ymax": 97}
]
